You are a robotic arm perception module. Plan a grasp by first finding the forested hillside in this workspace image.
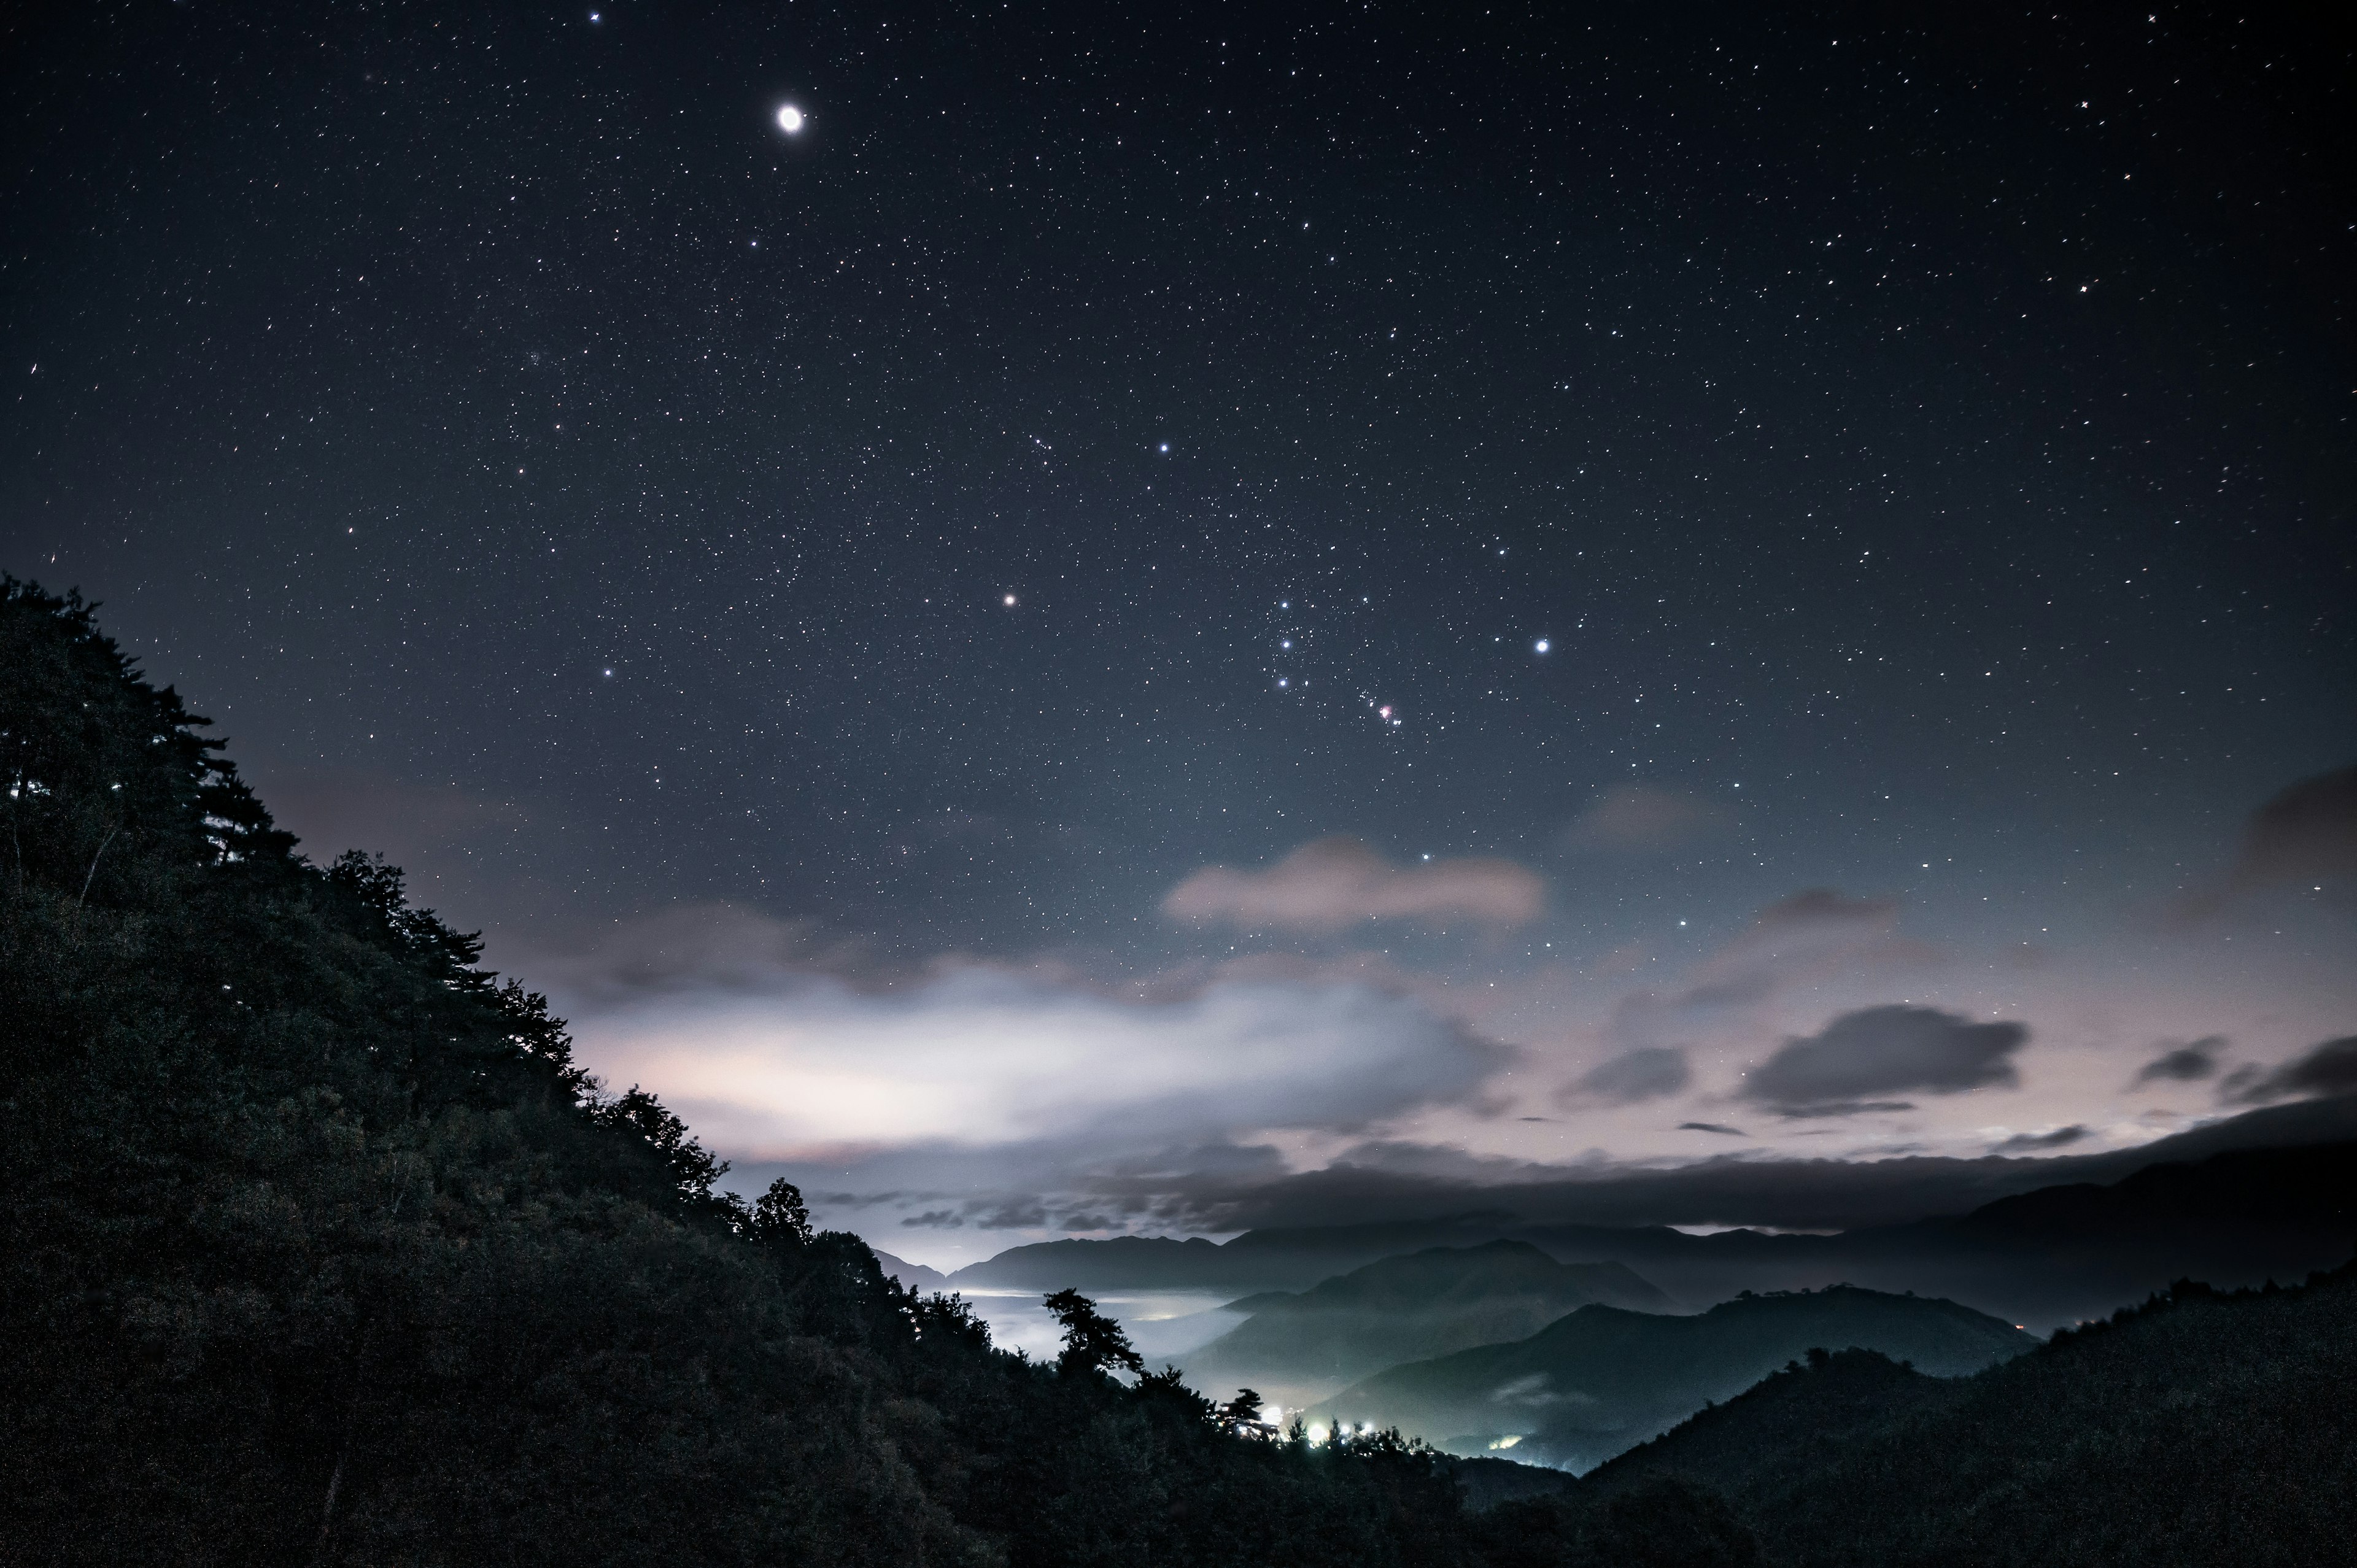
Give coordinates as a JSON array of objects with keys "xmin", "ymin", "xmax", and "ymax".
[
  {"xmin": 1524, "ymin": 1260, "xmax": 2357, "ymax": 1567},
  {"xmin": 0, "ymin": 579, "xmax": 1464, "ymax": 1566},
  {"xmin": 9, "ymin": 574, "xmax": 2353, "ymax": 1568}
]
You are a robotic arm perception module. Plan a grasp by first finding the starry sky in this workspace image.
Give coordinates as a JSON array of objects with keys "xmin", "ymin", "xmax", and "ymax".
[{"xmin": 6, "ymin": 2, "xmax": 2353, "ymax": 1267}]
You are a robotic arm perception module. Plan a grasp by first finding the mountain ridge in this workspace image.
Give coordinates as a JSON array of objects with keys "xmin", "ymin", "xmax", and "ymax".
[
  {"xmin": 1310, "ymin": 1283, "xmax": 2035, "ymax": 1471},
  {"xmin": 1175, "ymin": 1241, "xmax": 1674, "ymax": 1409}
]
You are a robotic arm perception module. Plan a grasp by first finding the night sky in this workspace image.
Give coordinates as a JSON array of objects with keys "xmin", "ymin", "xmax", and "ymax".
[{"xmin": 6, "ymin": 2, "xmax": 2352, "ymax": 1267}]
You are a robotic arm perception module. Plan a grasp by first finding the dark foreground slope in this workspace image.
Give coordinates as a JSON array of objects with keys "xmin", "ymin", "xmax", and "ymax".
[
  {"xmin": 0, "ymin": 581, "xmax": 1466, "ymax": 1567},
  {"xmin": 1180, "ymin": 1242, "xmax": 1672, "ymax": 1407},
  {"xmin": 1315, "ymin": 1286, "xmax": 2032, "ymax": 1470},
  {"xmin": 1546, "ymin": 1261, "xmax": 2357, "ymax": 1567}
]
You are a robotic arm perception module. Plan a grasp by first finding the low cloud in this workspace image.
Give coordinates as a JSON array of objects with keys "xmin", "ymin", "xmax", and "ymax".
[
  {"xmin": 1089, "ymin": 1093, "xmax": 2357, "ymax": 1236},
  {"xmin": 1562, "ymin": 787, "xmax": 1732, "ymax": 852},
  {"xmin": 1740, "ymin": 1005, "xmax": 2029, "ymax": 1118},
  {"xmin": 2220, "ymin": 1035, "xmax": 2357, "ymax": 1105},
  {"xmin": 569, "ymin": 962, "xmax": 1512, "ymax": 1161},
  {"xmin": 2132, "ymin": 1037, "xmax": 2223, "ymax": 1086},
  {"xmin": 1992, "ymin": 1125, "xmax": 2088, "ymax": 1153},
  {"xmin": 1559, "ymin": 1046, "xmax": 1692, "ymax": 1106},
  {"xmin": 1679, "ymin": 1121, "xmax": 1747, "ymax": 1137},
  {"xmin": 1162, "ymin": 836, "xmax": 1543, "ymax": 933}
]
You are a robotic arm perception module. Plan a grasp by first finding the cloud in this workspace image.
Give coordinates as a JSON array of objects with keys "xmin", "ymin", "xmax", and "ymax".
[
  {"xmin": 1161, "ymin": 835, "xmax": 1543, "ymax": 932},
  {"xmin": 2220, "ymin": 1035, "xmax": 2357, "ymax": 1105},
  {"xmin": 1740, "ymin": 1005, "xmax": 2029, "ymax": 1117},
  {"xmin": 1092, "ymin": 1093, "xmax": 2357, "ymax": 1236},
  {"xmin": 1992, "ymin": 1125, "xmax": 2088, "ymax": 1153},
  {"xmin": 532, "ymin": 901, "xmax": 871, "ymax": 1002},
  {"xmin": 1562, "ymin": 787, "xmax": 1732, "ymax": 852},
  {"xmin": 1679, "ymin": 1121, "xmax": 1747, "ymax": 1137},
  {"xmin": 2178, "ymin": 764, "xmax": 2357, "ymax": 918},
  {"xmin": 2131, "ymin": 1037, "xmax": 2223, "ymax": 1086},
  {"xmin": 1559, "ymin": 1046, "xmax": 1692, "ymax": 1106},
  {"xmin": 568, "ymin": 963, "xmax": 1512, "ymax": 1161},
  {"xmin": 1750, "ymin": 889, "xmax": 1898, "ymax": 933},
  {"xmin": 1603, "ymin": 888, "xmax": 1917, "ymax": 1052}
]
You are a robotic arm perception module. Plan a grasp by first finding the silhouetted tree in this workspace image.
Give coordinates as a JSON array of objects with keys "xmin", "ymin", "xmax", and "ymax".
[
  {"xmin": 1044, "ymin": 1288, "xmax": 1145, "ymax": 1380},
  {"xmin": 749, "ymin": 1176, "xmax": 812, "ymax": 1247}
]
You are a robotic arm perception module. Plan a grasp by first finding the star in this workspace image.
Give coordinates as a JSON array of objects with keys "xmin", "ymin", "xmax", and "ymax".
[{"xmin": 776, "ymin": 105, "xmax": 805, "ymax": 134}]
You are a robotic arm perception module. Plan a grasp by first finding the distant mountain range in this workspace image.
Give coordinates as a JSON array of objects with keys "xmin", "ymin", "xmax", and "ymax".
[
  {"xmin": 1174, "ymin": 1241, "xmax": 1673, "ymax": 1410},
  {"xmin": 934, "ymin": 1108, "xmax": 2357, "ymax": 1331},
  {"xmin": 1547, "ymin": 1259, "xmax": 2357, "ymax": 1566},
  {"xmin": 870, "ymin": 1248, "xmax": 947, "ymax": 1292},
  {"xmin": 1309, "ymin": 1284, "xmax": 2034, "ymax": 1471}
]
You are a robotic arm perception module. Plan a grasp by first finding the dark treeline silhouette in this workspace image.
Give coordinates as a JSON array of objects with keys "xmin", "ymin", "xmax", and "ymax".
[{"xmin": 4, "ymin": 574, "xmax": 2352, "ymax": 1566}]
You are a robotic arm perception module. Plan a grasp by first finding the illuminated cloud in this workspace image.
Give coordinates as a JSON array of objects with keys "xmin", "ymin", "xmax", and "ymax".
[
  {"xmin": 1162, "ymin": 835, "xmax": 1543, "ymax": 933},
  {"xmin": 568, "ymin": 964, "xmax": 1511, "ymax": 1160}
]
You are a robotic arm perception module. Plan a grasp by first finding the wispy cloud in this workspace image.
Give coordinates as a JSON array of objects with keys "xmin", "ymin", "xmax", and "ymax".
[
  {"xmin": 1162, "ymin": 836, "xmax": 1543, "ymax": 933},
  {"xmin": 1561, "ymin": 786, "xmax": 1734, "ymax": 852}
]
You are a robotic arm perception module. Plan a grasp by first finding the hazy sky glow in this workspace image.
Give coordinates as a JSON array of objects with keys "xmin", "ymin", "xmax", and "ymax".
[{"xmin": 3, "ymin": 5, "xmax": 2349, "ymax": 1267}]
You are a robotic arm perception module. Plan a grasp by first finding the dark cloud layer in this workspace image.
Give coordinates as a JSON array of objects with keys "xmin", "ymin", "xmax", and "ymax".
[
  {"xmin": 1992, "ymin": 1126, "xmax": 2088, "ymax": 1153},
  {"xmin": 1099, "ymin": 1094, "xmax": 2357, "ymax": 1235},
  {"xmin": 1560, "ymin": 1046, "xmax": 1692, "ymax": 1106},
  {"xmin": 2221, "ymin": 1035, "xmax": 2357, "ymax": 1105},
  {"xmin": 1741, "ymin": 1005, "xmax": 2028, "ymax": 1117},
  {"xmin": 2132, "ymin": 1038, "xmax": 2223, "ymax": 1086}
]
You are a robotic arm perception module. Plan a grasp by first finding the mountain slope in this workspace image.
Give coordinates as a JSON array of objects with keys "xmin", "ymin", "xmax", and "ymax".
[
  {"xmin": 0, "ymin": 579, "xmax": 1473, "ymax": 1568},
  {"xmin": 870, "ymin": 1248, "xmax": 948, "ymax": 1292},
  {"xmin": 1180, "ymin": 1242, "xmax": 1673, "ymax": 1408},
  {"xmin": 1312, "ymin": 1285, "xmax": 2034, "ymax": 1470},
  {"xmin": 1569, "ymin": 1262, "xmax": 2357, "ymax": 1567}
]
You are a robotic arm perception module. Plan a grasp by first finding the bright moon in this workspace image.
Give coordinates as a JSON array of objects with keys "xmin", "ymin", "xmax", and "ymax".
[{"xmin": 776, "ymin": 105, "xmax": 805, "ymax": 134}]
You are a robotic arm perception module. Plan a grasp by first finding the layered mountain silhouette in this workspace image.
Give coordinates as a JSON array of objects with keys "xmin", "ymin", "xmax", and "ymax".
[
  {"xmin": 1309, "ymin": 1284, "xmax": 2034, "ymax": 1471},
  {"xmin": 946, "ymin": 1121, "xmax": 2357, "ymax": 1332},
  {"xmin": 870, "ymin": 1248, "xmax": 948, "ymax": 1292},
  {"xmin": 1542, "ymin": 1259, "xmax": 2357, "ymax": 1566},
  {"xmin": 1175, "ymin": 1241, "xmax": 1673, "ymax": 1409}
]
